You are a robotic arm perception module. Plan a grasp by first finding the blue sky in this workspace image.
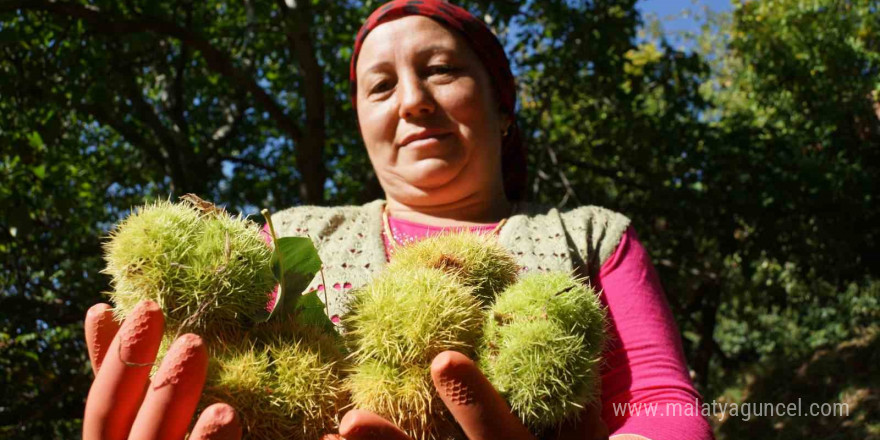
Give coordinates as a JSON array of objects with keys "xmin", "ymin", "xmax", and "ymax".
[
  {"xmin": 636, "ymin": 0, "xmax": 733, "ymax": 46},
  {"xmin": 637, "ymin": 0, "xmax": 733, "ymax": 28}
]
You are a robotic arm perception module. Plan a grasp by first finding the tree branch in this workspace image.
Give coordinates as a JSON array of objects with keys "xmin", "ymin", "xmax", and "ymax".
[
  {"xmin": 219, "ymin": 154, "xmax": 274, "ymax": 172},
  {"xmin": 276, "ymin": 0, "xmax": 327, "ymax": 204},
  {"xmin": 112, "ymin": 59, "xmax": 196, "ymax": 192},
  {"xmin": 544, "ymin": 143, "xmax": 582, "ymax": 207},
  {"xmin": 2, "ymin": 0, "xmax": 303, "ymax": 144},
  {"xmin": 207, "ymin": 96, "xmax": 247, "ymax": 153},
  {"xmin": 535, "ymin": 90, "xmax": 583, "ymax": 207},
  {"xmin": 168, "ymin": 6, "xmax": 192, "ymax": 136},
  {"xmin": 564, "ymin": 157, "xmax": 651, "ymax": 191},
  {"xmin": 75, "ymin": 102, "xmax": 168, "ymax": 174}
]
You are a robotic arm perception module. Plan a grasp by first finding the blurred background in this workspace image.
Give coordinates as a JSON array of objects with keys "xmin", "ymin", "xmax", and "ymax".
[{"xmin": 1, "ymin": 0, "xmax": 877, "ymax": 438}]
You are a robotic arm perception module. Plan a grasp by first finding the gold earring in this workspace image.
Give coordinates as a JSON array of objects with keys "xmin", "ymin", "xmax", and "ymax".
[{"xmin": 502, "ymin": 126, "xmax": 510, "ymax": 137}]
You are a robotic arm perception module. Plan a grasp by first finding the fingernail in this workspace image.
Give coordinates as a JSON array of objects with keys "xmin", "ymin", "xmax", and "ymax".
[
  {"xmin": 192, "ymin": 403, "xmax": 242, "ymax": 440},
  {"xmin": 118, "ymin": 300, "xmax": 164, "ymax": 364},
  {"xmin": 203, "ymin": 403, "xmax": 237, "ymax": 425},
  {"xmin": 85, "ymin": 303, "xmax": 114, "ymax": 325},
  {"xmin": 85, "ymin": 303, "xmax": 119, "ymax": 372},
  {"xmin": 152, "ymin": 333, "xmax": 206, "ymax": 389}
]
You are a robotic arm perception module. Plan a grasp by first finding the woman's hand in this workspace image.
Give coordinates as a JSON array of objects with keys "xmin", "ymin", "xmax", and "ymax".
[
  {"xmin": 336, "ymin": 351, "xmax": 609, "ymax": 440},
  {"xmin": 82, "ymin": 300, "xmax": 242, "ymax": 440}
]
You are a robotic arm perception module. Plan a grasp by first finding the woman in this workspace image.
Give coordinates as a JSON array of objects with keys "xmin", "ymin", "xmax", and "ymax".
[{"xmin": 82, "ymin": 1, "xmax": 713, "ymax": 439}]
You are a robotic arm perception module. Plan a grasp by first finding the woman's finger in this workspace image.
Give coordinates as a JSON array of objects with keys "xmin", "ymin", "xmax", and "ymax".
[
  {"xmin": 85, "ymin": 303, "xmax": 122, "ymax": 376},
  {"xmin": 83, "ymin": 300, "xmax": 165, "ymax": 440},
  {"xmin": 128, "ymin": 333, "xmax": 209, "ymax": 440},
  {"xmin": 430, "ymin": 351, "xmax": 536, "ymax": 440},
  {"xmin": 190, "ymin": 403, "xmax": 243, "ymax": 440},
  {"xmin": 338, "ymin": 409, "xmax": 412, "ymax": 440}
]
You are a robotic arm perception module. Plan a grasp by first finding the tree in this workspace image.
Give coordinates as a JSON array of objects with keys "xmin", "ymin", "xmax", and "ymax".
[{"xmin": 693, "ymin": 0, "xmax": 880, "ymax": 412}]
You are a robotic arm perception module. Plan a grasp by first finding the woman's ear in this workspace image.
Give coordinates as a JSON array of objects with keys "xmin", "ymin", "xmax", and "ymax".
[{"xmin": 499, "ymin": 111, "xmax": 513, "ymax": 137}]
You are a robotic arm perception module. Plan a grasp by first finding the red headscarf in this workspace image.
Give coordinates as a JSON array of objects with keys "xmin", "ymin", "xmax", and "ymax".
[{"xmin": 349, "ymin": 0, "xmax": 528, "ymax": 201}]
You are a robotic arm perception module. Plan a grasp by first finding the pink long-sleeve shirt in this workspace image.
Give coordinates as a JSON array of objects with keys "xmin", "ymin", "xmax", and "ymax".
[{"xmin": 383, "ymin": 215, "xmax": 713, "ymax": 440}]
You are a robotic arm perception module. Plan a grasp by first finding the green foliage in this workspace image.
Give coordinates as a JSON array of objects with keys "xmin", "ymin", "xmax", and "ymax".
[
  {"xmin": 265, "ymin": 233, "xmax": 323, "ymax": 323},
  {"xmin": 293, "ymin": 290, "xmax": 336, "ymax": 334},
  {"xmin": 715, "ymin": 263, "xmax": 879, "ymax": 363},
  {"xmin": 686, "ymin": 0, "xmax": 879, "ymax": 381},
  {"xmin": 717, "ymin": 328, "xmax": 880, "ymax": 440}
]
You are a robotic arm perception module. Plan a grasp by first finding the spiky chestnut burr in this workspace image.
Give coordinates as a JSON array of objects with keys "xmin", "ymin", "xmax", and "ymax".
[
  {"xmin": 102, "ymin": 198, "xmax": 276, "ymax": 340},
  {"xmin": 386, "ymin": 231, "xmax": 520, "ymax": 304},
  {"xmin": 144, "ymin": 304, "xmax": 348, "ymax": 440},
  {"xmin": 478, "ymin": 271, "xmax": 607, "ymax": 432},
  {"xmin": 344, "ymin": 267, "xmax": 483, "ymax": 440},
  {"xmin": 104, "ymin": 197, "xmax": 349, "ymax": 439},
  {"xmin": 198, "ymin": 320, "xmax": 348, "ymax": 440}
]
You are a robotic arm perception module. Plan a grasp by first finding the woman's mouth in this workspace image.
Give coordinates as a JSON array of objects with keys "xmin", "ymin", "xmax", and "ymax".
[
  {"xmin": 399, "ymin": 131, "xmax": 452, "ymax": 148},
  {"xmin": 406, "ymin": 133, "xmax": 451, "ymax": 148}
]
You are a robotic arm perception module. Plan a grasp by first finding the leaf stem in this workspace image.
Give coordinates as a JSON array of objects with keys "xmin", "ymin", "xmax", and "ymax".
[
  {"xmin": 319, "ymin": 265, "xmax": 330, "ymax": 322},
  {"xmin": 261, "ymin": 208, "xmax": 286, "ymax": 317}
]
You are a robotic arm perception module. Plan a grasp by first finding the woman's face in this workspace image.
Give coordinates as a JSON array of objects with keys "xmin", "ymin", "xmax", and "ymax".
[{"xmin": 355, "ymin": 15, "xmax": 510, "ymax": 206}]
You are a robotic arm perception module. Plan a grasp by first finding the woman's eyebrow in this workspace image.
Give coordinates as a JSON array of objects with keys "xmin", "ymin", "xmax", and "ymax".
[
  {"xmin": 363, "ymin": 61, "xmax": 393, "ymax": 76},
  {"xmin": 362, "ymin": 45, "xmax": 457, "ymax": 76},
  {"xmin": 417, "ymin": 44, "xmax": 455, "ymax": 57}
]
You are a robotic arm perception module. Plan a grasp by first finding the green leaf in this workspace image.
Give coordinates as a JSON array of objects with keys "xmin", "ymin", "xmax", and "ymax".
[
  {"xmin": 268, "ymin": 236, "xmax": 322, "ymax": 320},
  {"xmin": 27, "ymin": 131, "xmax": 44, "ymax": 149},
  {"xmin": 31, "ymin": 165, "xmax": 46, "ymax": 179},
  {"xmin": 295, "ymin": 290, "xmax": 335, "ymax": 333}
]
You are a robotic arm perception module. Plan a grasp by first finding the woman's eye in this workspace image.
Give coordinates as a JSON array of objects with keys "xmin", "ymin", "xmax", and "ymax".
[
  {"xmin": 428, "ymin": 65, "xmax": 457, "ymax": 76},
  {"xmin": 370, "ymin": 81, "xmax": 392, "ymax": 94}
]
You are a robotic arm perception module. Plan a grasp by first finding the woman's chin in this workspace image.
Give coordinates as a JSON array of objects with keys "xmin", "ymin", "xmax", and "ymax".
[{"xmin": 402, "ymin": 159, "xmax": 462, "ymax": 189}]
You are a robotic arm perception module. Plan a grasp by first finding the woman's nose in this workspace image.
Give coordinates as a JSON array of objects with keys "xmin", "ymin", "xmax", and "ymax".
[{"xmin": 397, "ymin": 75, "xmax": 435, "ymax": 119}]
